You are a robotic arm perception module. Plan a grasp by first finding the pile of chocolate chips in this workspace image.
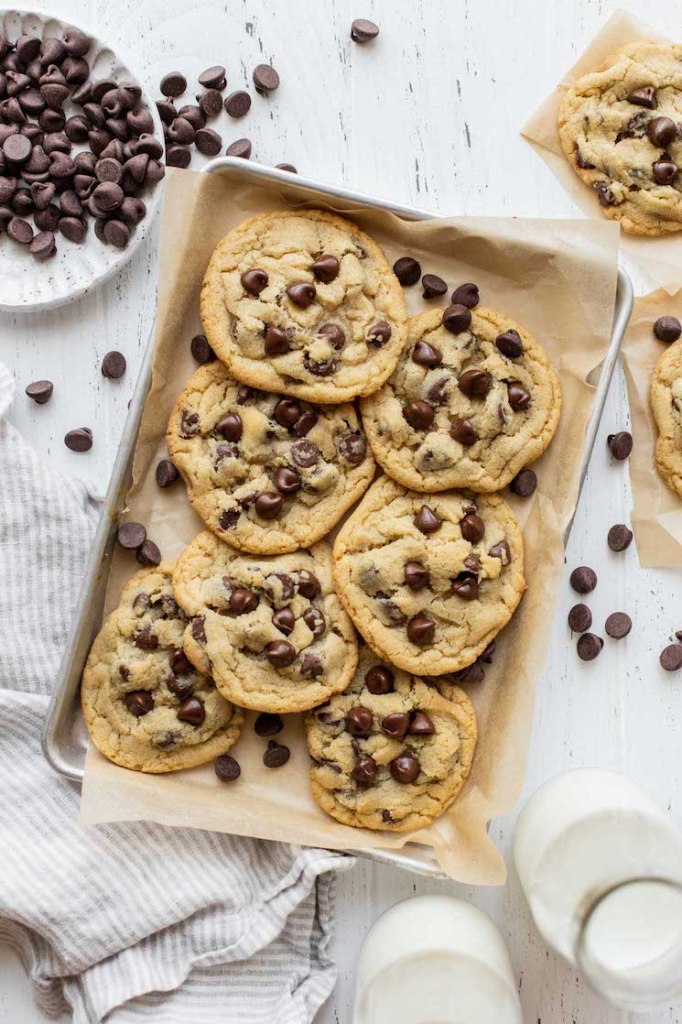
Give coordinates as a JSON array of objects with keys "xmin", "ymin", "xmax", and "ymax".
[{"xmin": 0, "ymin": 24, "xmax": 164, "ymax": 259}]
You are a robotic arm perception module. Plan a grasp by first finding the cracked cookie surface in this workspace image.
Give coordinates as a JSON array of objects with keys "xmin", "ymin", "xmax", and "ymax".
[
  {"xmin": 651, "ymin": 338, "xmax": 682, "ymax": 497},
  {"xmin": 305, "ymin": 645, "xmax": 477, "ymax": 831},
  {"xmin": 81, "ymin": 563, "xmax": 243, "ymax": 773},
  {"xmin": 167, "ymin": 362, "xmax": 375, "ymax": 554},
  {"xmin": 559, "ymin": 42, "xmax": 682, "ymax": 235},
  {"xmin": 173, "ymin": 531, "xmax": 359, "ymax": 712},
  {"xmin": 200, "ymin": 208, "xmax": 407, "ymax": 403},
  {"xmin": 361, "ymin": 306, "xmax": 561, "ymax": 492},
  {"xmin": 332, "ymin": 476, "xmax": 525, "ymax": 675}
]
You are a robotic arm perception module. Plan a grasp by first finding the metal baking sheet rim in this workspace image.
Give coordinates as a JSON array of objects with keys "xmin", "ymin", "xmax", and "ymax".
[{"xmin": 41, "ymin": 157, "xmax": 634, "ymax": 881}]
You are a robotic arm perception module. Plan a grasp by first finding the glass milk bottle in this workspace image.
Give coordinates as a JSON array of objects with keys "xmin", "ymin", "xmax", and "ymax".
[
  {"xmin": 353, "ymin": 895, "xmax": 522, "ymax": 1024},
  {"xmin": 514, "ymin": 768, "xmax": 682, "ymax": 1011}
]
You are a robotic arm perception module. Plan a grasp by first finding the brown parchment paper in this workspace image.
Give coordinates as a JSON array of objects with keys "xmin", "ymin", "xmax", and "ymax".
[
  {"xmin": 79, "ymin": 167, "xmax": 619, "ymax": 884},
  {"xmin": 622, "ymin": 288, "xmax": 682, "ymax": 566},
  {"xmin": 521, "ymin": 9, "xmax": 682, "ymax": 294}
]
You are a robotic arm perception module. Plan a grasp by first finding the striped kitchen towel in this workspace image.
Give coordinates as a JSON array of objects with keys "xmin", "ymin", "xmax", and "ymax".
[{"xmin": 0, "ymin": 363, "xmax": 351, "ymax": 1024}]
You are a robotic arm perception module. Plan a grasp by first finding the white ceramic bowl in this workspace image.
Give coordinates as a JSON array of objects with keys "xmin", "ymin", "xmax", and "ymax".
[{"xmin": 0, "ymin": 8, "xmax": 165, "ymax": 312}]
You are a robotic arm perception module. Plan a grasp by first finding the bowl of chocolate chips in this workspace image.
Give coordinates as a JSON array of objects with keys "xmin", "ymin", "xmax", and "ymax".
[{"xmin": 0, "ymin": 9, "xmax": 165, "ymax": 310}]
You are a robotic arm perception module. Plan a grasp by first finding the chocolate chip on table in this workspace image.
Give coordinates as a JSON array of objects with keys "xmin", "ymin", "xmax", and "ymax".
[
  {"xmin": 568, "ymin": 604, "xmax": 592, "ymax": 633},
  {"xmin": 647, "ymin": 116, "xmax": 678, "ymax": 148},
  {"xmin": 28, "ymin": 230, "xmax": 56, "ymax": 260},
  {"xmin": 190, "ymin": 333, "xmax": 215, "ymax": 364},
  {"xmin": 275, "ymin": 162, "xmax": 297, "ymax": 173},
  {"xmin": 198, "ymin": 89, "xmax": 223, "ymax": 119},
  {"xmin": 101, "ymin": 350, "xmax": 127, "ymax": 379},
  {"xmin": 577, "ymin": 633, "xmax": 604, "ymax": 661},
  {"xmin": 195, "ymin": 127, "xmax": 222, "ymax": 157},
  {"xmin": 660, "ymin": 644, "xmax": 682, "ymax": 672},
  {"xmin": 350, "ymin": 18, "xmax": 380, "ymax": 43},
  {"xmin": 254, "ymin": 712, "xmax": 284, "ymax": 737},
  {"xmin": 414, "ymin": 504, "xmax": 441, "ymax": 534},
  {"xmin": 605, "ymin": 612, "xmax": 632, "ymax": 640},
  {"xmin": 214, "ymin": 754, "xmax": 241, "ymax": 781},
  {"xmin": 117, "ymin": 521, "xmax": 147, "ymax": 549},
  {"xmin": 442, "ymin": 303, "xmax": 472, "ymax": 334},
  {"xmin": 160, "ymin": 72, "xmax": 187, "ymax": 98},
  {"xmin": 392, "ymin": 256, "xmax": 421, "ymax": 285},
  {"xmin": 607, "ymin": 431, "xmax": 633, "ymax": 461},
  {"xmin": 570, "ymin": 566, "xmax": 597, "ymax": 594},
  {"xmin": 608, "ymin": 524, "xmax": 633, "ymax": 552},
  {"xmin": 156, "ymin": 459, "xmax": 179, "ymax": 487},
  {"xmin": 509, "ymin": 468, "xmax": 537, "ymax": 497},
  {"xmin": 653, "ymin": 316, "xmax": 682, "ymax": 343},
  {"xmin": 422, "ymin": 273, "xmax": 447, "ymax": 299},
  {"xmin": 64, "ymin": 426, "xmax": 93, "ymax": 452},
  {"xmin": 198, "ymin": 65, "xmax": 226, "ymax": 90},
  {"xmin": 390, "ymin": 753, "xmax": 420, "ymax": 783},
  {"xmin": 224, "ymin": 90, "xmax": 252, "ymax": 118},
  {"xmin": 252, "ymin": 64, "xmax": 280, "ymax": 95},
  {"xmin": 166, "ymin": 144, "xmax": 191, "ymax": 168},
  {"xmin": 263, "ymin": 740, "xmax": 290, "ymax": 768},
  {"xmin": 451, "ymin": 282, "xmax": 479, "ymax": 308},
  {"xmin": 7, "ymin": 216, "xmax": 33, "ymax": 243},
  {"xmin": 627, "ymin": 86, "xmax": 656, "ymax": 108},
  {"xmin": 136, "ymin": 539, "xmax": 161, "ymax": 566},
  {"xmin": 226, "ymin": 137, "xmax": 252, "ymax": 159},
  {"xmin": 25, "ymin": 379, "xmax": 54, "ymax": 404},
  {"xmin": 407, "ymin": 612, "xmax": 435, "ymax": 646}
]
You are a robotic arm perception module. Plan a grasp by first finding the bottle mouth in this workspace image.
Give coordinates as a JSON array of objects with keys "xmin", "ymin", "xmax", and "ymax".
[{"xmin": 575, "ymin": 877, "xmax": 682, "ymax": 1012}]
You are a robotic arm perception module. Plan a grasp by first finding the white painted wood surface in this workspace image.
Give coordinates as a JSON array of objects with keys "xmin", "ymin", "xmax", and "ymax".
[{"xmin": 2, "ymin": 1, "xmax": 682, "ymax": 1021}]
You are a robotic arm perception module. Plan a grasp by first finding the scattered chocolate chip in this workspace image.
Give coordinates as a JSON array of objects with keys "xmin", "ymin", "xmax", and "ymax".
[
  {"xmin": 195, "ymin": 127, "xmax": 222, "ymax": 156},
  {"xmin": 605, "ymin": 612, "xmax": 632, "ymax": 639},
  {"xmin": 64, "ymin": 426, "xmax": 92, "ymax": 452},
  {"xmin": 403, "ymin": 399, "xmax": 434, "ymax": 430},
  {"xmin": 628, "ymin": 86, "xmax": 656, "ymax": 108},
  {"xmin": 442, "ymin": 303, "xmax": 472, "ymax": 334},
  {"xmin": 224, "ymin": 90, "xmax": 251, "ymax": 118},
  {"xmin": 166, "ymin": 144, "xmax": 191, "ymax": 168},
  {"xmin": 451, "ymin": 282, "xmax": 479, "ymax": 308},
  {"xmin": 607, "ymin": 431, "xmax": 633, "ymax": 461},
  {"xmin": 570, "ymin": 566, "xmax": 597, "ymax": 595},
  {"xmin": 136, "ymin": 539, "xmax": 161, "ymax": 566},
  {"xmin": 404, "ymin": 561, "xmax": 430, "ymax": 590},
  {"xmin": 660, "ymin": 644, "xmax": 682, "ymax": 672},
  {"xmin": 263, "ymin": 740, "xmax": 290, "ymax": 768},
  {"xmin": 253, "ymin": 64, "xmax": 279, "ymax": 95},
  {"xmin": 214, "ymin": 754, "xmax": 241, "ymax": 781},
  {"xmin": 118, "ymin": 521, "xmax": 146, "ymax": 549},
  {"xmin": 422, "ymin": 273, "xmax": 447, "ymax": 299},
  {"xmin": 577, "ymin": 633, "xmax": 604, "ymax": 661},
  {"xmin": 199, "ymin": 65, "xmax": 226, "ymax": 90},
  {"xmin": 352, "ymin": 754, "xmax": 377, "ymax": 784},
  {"xmin": 648, "ymin": 116, "xmax": 677, "ymax": 148},
  {"xmin": 275, "ymin": 162, "xmax": 297, "ymax": 173},
  {"xmin": 653, "ymin": 316, "xmax": 681, "ymax": 343},
  {"xmin": 414, "ymin": 504, "xmax": 441, "ymax": 534},
  {"xmin": 125, "ymin": 690, "xmax": 153, "ymax": 716},
  {"xmin": 254, "ymin": 712, "xmax": 284, "ymax": 737},
  {"xmin": 25, "ymin": 379, "xmax": 53, "ymax": 404},
  {"xmin": 393, "ymin": 255, "xmax": 421, "ymax": 285},
  {"xmin": 407, "ymin": 612, "xmax": 435, "ymax": 645},
  {"xmin": 365, "ymin": 665, "xmax": 394, "ymax": 694},
  {"xmin": 190, "ymin": 333, "xmax": 215, "ymax": 364},
  {"xmin": 412, "ymin": 339, "xmax": 442, "ymax": 366},
  {"xmin": 390, "ymin": 753, "xmax": 420, "ymax": 783},
  {"xmin": 7, "ymin": 216, "xmax": 33, "ymax": 243},
  {"xmin": 509, "ymin": 468, "xmax": 537, "ymax": 497},
  {"xmin": 101, "ymin": 350, "xmax": 126, "ymax": 379},
  {"xmin": 160, "ymin": 72, "xmax": 187, "ymax": 98},
  {"xmin": 607, "ymin": 524, "xmax": 633, "ymax": 552},
  {"xmin": 459, "ymin": 367, "xmax": 492, "ymax": 398},
  {"xmin": 568, "ymin": 604, "xmax": 592, "ymax": 633},
  {"xmin": 351, "ymin": 18, "xmax": 380, "ymax": 43}
]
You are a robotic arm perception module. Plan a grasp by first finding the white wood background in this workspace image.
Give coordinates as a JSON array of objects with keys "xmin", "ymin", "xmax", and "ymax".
[{"xmin": 2, "ymin": 1, "xmax": 682, "ymax": 1021}]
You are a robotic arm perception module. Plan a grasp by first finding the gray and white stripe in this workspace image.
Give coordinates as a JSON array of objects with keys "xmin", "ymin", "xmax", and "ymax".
[{"xmin": 0, "ymin": 364, "xmax": 350, "ymax": 1023}]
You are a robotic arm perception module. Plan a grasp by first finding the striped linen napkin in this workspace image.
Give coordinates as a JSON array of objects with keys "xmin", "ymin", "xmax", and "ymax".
[{"xmin": 0, "ymin": 364, "xmax": 350, "ymax": 1024}]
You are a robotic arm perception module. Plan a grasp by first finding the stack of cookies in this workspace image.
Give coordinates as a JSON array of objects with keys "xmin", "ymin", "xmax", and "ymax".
[{"xmin": 82, "ymin": 207, "xmax": 562, "ymax": 833}]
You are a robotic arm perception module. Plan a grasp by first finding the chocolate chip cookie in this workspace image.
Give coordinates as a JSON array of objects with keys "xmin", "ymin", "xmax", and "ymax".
[
  {"xmin": 172, "ymin": 531, "xmax": 359, "ymax": 712},
  {"xmin": 651, "ymin": 338, "xmax": 682, "ymax": 496},
  {"xmin": 167, "ymin": 362, "xmax": 375, "ymax": 554},
  {"xmin": 559, "ymin": 42, "xmax": 682, "ymax": 235},
  {"xmin": 332, "ymin": 476, "xmax": 525, "ymax": 675},
  {"xmin": 81, "ymin": 563, "xmax": 243, "ymax": 772},
  {"xmin": 305, "ymin": 646, "xmax": 477, "ymax": 831},
  {"xmin": 200, "ymin": 209, "xmax": 407, "ymax": 403},
  {"xmin": 361, "ymin": 306, "xmax": 561, "ymax": 492}
]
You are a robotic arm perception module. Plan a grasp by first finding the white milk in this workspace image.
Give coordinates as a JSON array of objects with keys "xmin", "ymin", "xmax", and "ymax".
[
  {"xmin": 353, "ymin": 895, "xmax": 522, "ymax": 1024},
  {"xmin": 514, "ymin": 768, "xmax": 682, "ymax": 1010}
]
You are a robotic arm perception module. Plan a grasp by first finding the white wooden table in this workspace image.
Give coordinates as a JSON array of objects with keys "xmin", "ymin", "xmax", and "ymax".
[{"xmin": 2, "ymin": 1, "xmax": 682, "ymax": 1021}]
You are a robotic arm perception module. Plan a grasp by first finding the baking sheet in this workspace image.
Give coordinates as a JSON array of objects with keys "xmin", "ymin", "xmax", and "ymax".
[
  {"xmin": 521, "ymin": 8, "xmax": 682, "ymax": 294},
  {"xmin": 622, "ymin": 287, "xmax": 682, "ymax": 567},
  {"xmin": 74, "ymin": 167, "xmax": 620, "ymax": 883}
]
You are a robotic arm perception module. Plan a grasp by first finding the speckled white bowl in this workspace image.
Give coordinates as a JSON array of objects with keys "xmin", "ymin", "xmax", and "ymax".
[{"xmin": 0, "ymin": 8, "xmax": 165, "ymax": 312}]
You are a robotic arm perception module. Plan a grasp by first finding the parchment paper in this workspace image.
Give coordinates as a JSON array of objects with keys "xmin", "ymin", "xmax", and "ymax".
[
  {"xmin": 622, "ymin": 287, "xmax": 682, "ymax": 567},
  {"xmin": 79, "ymin": 166, "xmax": 619, "ymax": 883},
  {"xmin": 521, "ymin": 9, "xmax": 682, "ymax": 294}
]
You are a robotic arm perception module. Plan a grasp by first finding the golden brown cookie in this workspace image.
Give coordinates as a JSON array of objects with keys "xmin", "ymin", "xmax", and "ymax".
[{"xmin": 651, "ymin": 337, "xmax": 682, "ymax": 496}]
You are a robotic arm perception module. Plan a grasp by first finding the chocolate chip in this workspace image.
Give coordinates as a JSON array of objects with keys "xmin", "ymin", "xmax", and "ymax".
[
  {"xmin": 59, "ymin": 216, "xmax": 87, "ymax": 244},
  {"xmin": 214, "ymin": 754, "xmax": 241, "ymax": 781},
  {"xmin": 412, "ymin": 340, "xmax": 442, "ymax": 366},
  {"xmin": 449, "ymin": 417, "xmax": 478, "ymax": 446},
  {"xmin": 3, "ymin": 133, "xmax": 31, "ymax": 164},
  {"xmin": 275, "ymin": 163, "xmax": 297, "ymax": 173},
  {"xmin": 576, "ymin": 633, "xmax": 603, "ymax": 661},
  {"xmin": 346, "ymin": 706, "xmax": 373, "ymax": 737},
  {"xmin": 301, "ymin": 653, "xmax": 324, "ymax": 678},
  {"xmin": 62, "ymin": 27, "xmax": 90, "ymax": 57},
  {"xmin": 365, "ymin": 665, "xmax": 394, "ymax": 694},
  {"xmin": 286, "ymin": 281, "xmax": 316, "ymax": 307},
  {"xmin": 381, "ymin": 712, "xmax": 409, "ymax": 740},
  {"xmin": 442, "ymin": 304, "xmax": 472, "ymax": 334},
  {"xmin": 160, "ymin": 72, "xmax": 186, "ymax": 98},
  {"xmin": 225, "ymin": 588, "xmax": 256, "ymax": 619},
  {"xmin": 660, "ymin": 644, "xmax": 682, "ymax": 671},
  {"xmin": 25, "ymin": 379, "xmax": 53, "ymax": 404},
  {"xmin": 213, "ymin": 413, "xmax": 241, "ymax": 444},
  {"xmin": 291, "ymin": 438, "xmax": 320, "ymax": 468},
  {"xmin": 7, "ymin": 216, "xmax": 32, "ymax": 243},
  {"xmin": 450, "ymin": 282, "xmax": 479, "ymax": 308},
  {"xmin": 459, "ymin": 367, "xmax": 492, "ymax": 398},
  {"xmin": 653, "ymin": 316, "xmax": 681, "ymax": 342},
  {"xmin": 263, "ymin": 325, "xmax": 289, "ymax": 356},
  {"xmin": 303, "ymin": 608, "xmax": 325, "ymax": 638},
  {"xmin": 64, "ymin": 426, "xmax": 92, "ymax": 452},
  {"xmin": 273, "ymin": 467, "xmax": 301, "ymax": 499},
  {"xmin": 452, "ymin": 573, "xmax": 479, "ymax": 600},
  {"xmin": 177, "ymin": 696, "xmax": 205, "ymax": 726},
  {"xmin": 495, "ymin": 329, "xmax": 523, "ymax": 358},
  {"xmin": 570, "ymin": 566, "xmax": 597, "ymax": 594},
  {"xmin": 136, "ymin": 539, "xmax": 161, "ymax": 566},
  {"xmin": 608, "ymin": 524, "xmax": 633, "ymax": 552},
  {"xmin": 195, "ymin": 127, "xmax": 222, "ymax": 156},
  {"xmin": 352, "ymin": 754, "xmax": 378, "ymax": 784},
  {"xmin": 102, "ymin": 219, "xmax": 129, "ymax": 249},
  {"xmin": 117, "ymin": 521, "xmax": 146, "ymax": 549},
  {"xmin": 292, "ymin": 411, "xmax": 317, "ymax": 436},
  {"xmin": 422, "ymin": 273, "xmax": 447, "ymax": 299},
  {"xmin": 199, "ymin": 65, "xmax": 226, "ymax": 90},
  {"xmin": 253, "ymin": 491, "xmax": 282, "ymax": 519},
  {"xmin": 297, "ymin": 570, "xmax": 320, "ymax": 600},
  {"xmin": 507, "ymin": 380, "xmax": 531, "ymax": 411},
  {"xmin": 190, "ymin": 334, "xmax": 215, "ymax": 364},
  {"xmin": 390, "ymin": 753, "xmax": 420, "ymax": 783},
  {"xmin": 393, "ymin": 256, "xmax": 421, "ymax": 285},
  {"xmin": 337, "ymin": 432, "xmax": 367, "ymax": 466},
  {"xmin": 367, "ymin": 321, "xmax": 391, "ymax": 346},
  {"xmin": 628, "ymin": 86, "xmax": 656, "ymax": 108},
  {"xmin": 125, "ymin": 690, "xmax": 153, "ymax": 716},
  {"xmin": 605, "ymin": 612, "xmax": 632, "ymax": 639},
  {"xmin": 607, "ymin": 431, "xmax": 633, "ymax": 461},
  {"xmin": 488, "ymin": 539, "xmax": 511, "ymax": 562},
  {"xmin": 170, "ymin": 648, "xmax": 192, "ymax": 675},
  {"xmin": 460, "ymin": 513, "xmax": 485, "ymax": 543},
  {"xmin": 272, "ymin": 608, "xmax": 295, "ymax": 635},
  {"xmin": 156, "ymin": 99, "xmax": 175, "ymax": 124},
  {"xmin": 404, "ymin": 561, "xmax": 429, "ymax": 590},
  {"xmin": 653, "ymin": 160, "xmax": 678, "ymax": 185},
  {"xmin": 241, "ymin": 268, "xmax": 268, "ymax": 295},
  {"xmin": 272, "ymin": 399, "xmax": 299, "ymax": 428},
  {"xmin": 191, "ymin": 617, "xmax": 206, "ymax": 642},
  {"xmin": 407, "ymin": 612, "xmax": 435, "ymax": 645},
  {"xmin": 351, "ymin": 18, "xmax": 380, "ymax": 42},
  {"xmin": 318, "ymin": 323, "xmax": 346, "ymax": 350},
  {"xmin": 312, "ymin": 254, "xmax": 339, "ymax": 283},
  {"xmin": 28, "ymin": 229, "xmax": 55, "ymax": 260},
  {"xmin": 403, "ymin": 399, "xmax": 434, "ymax": 430},
  {"xmin": 263, "ymin": 740, "xmax": 291, "ymax": 768},
  {"xmin": 166, "ymin": 144, "xmax": 191, "ymax": 169},
  {"xmin": 196, "ymin": 88, "xmax": 222, "ymax": 120},
  {"xmin": 409, "ymin": 711, "xmax": 435, "ymax": 735},
  {"xmin": 101, "ymin": 350, "xmax": 126, "ymax": 379},
  {"xmin": 254, "ymin": 712, "xmax": 284, "ymax": 737},
  {"xmin": 414, "ymin": 504, "xmax": 441, "ymax": 534},
  {"xmin": 224, "ymin": 90, "xmax": 251, "ymax": 118},
  {"xmin": 648, "ymin": 116, "xmax": 677, "ymax": 148},
  {"xmin": 568, "ymin": 604, "xmax": 592, "ymax": 633},
  {"xmin": 509, "ymin": 468, "xmax": 537, "ymax": 497},
  {"xmin": 252, "ymin": 64, "xmax": 279, "ymax": 95}
]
